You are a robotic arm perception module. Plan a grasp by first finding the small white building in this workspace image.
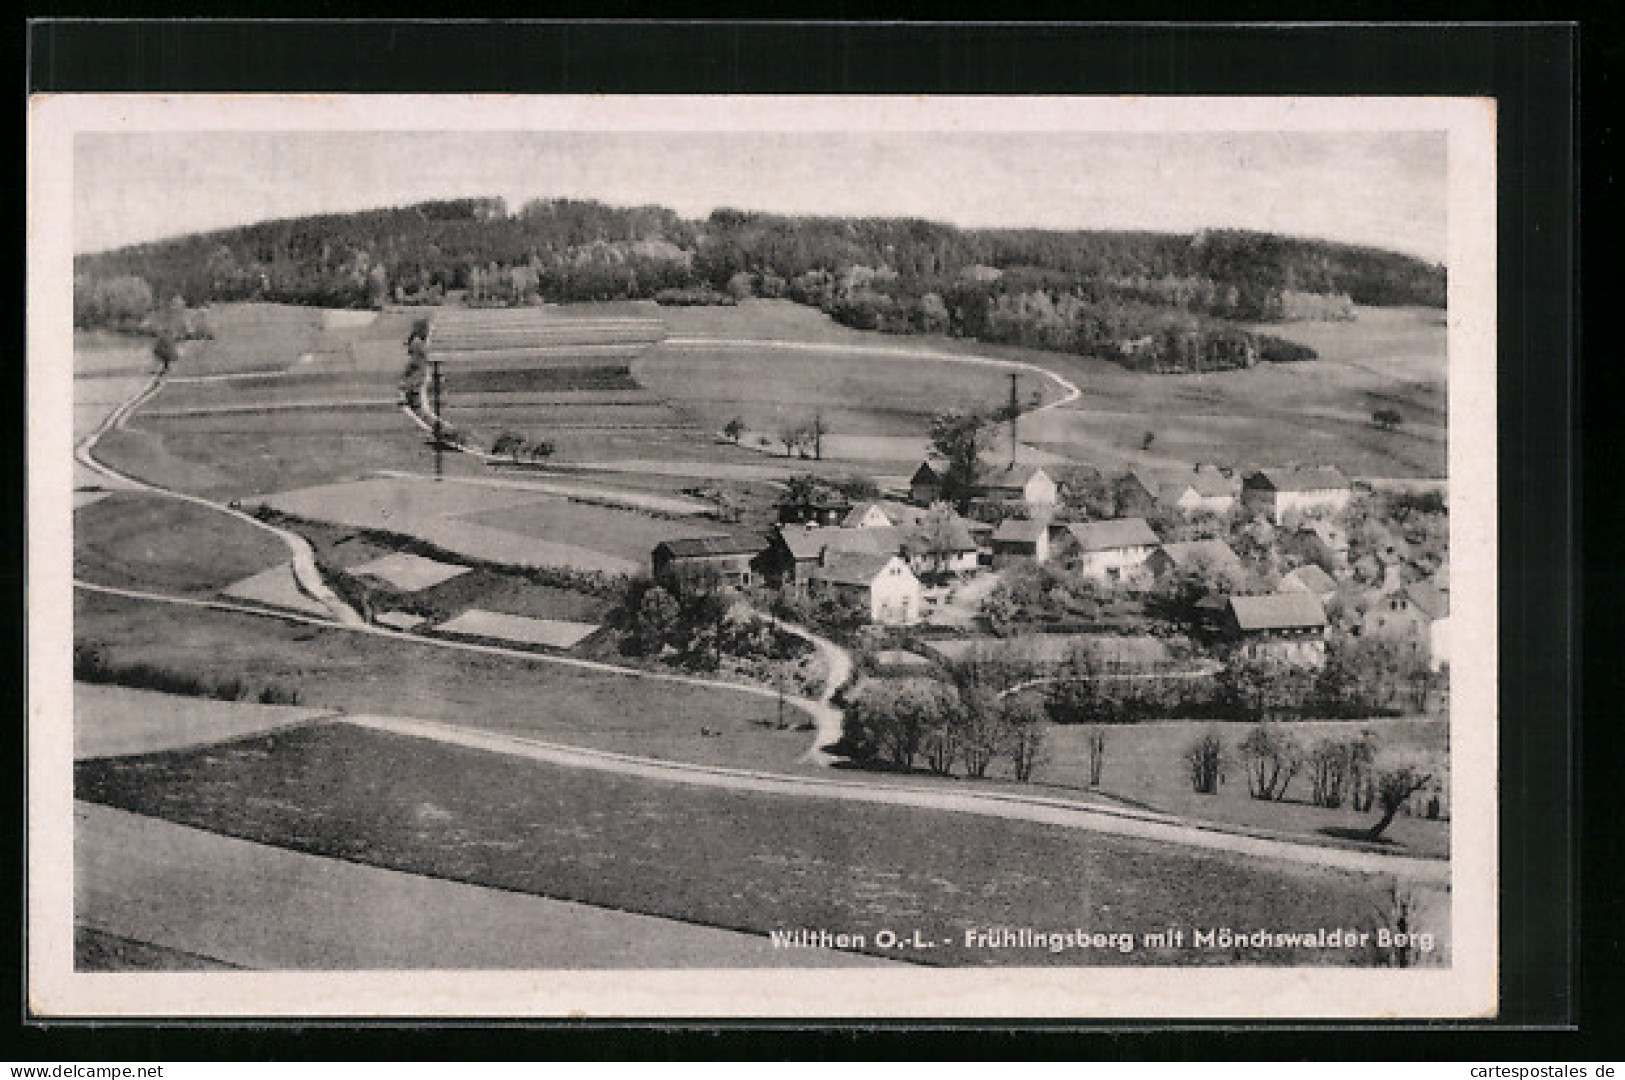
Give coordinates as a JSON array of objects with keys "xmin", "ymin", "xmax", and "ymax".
[
  {"xmin": 1241, "ymin": 466, "xmax": 1353, "ymax": 525},
  {"xmin": 1406, "ymin": 582, "xmax": 1450, "ymax": 671},
  {"xmin": 1060, "ymin": 518, "xmax": 1160, "ymax": 583},
  {"xmin": 809, "ymin": 553, "xmax": 921, "ymax": 626}
]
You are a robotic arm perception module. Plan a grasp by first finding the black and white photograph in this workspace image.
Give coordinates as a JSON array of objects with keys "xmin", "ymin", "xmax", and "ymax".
[{"xmin": 27, "ymin": 94, "xmax": 1499, "ymax": 1019}]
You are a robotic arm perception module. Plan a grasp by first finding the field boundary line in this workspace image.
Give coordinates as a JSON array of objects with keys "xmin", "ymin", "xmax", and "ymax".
[
  {"xmin": 338, "ymin": 713, "xmax": 1448, "ymax": 883},
  {"xmin": 661, "ymin": 336, "xmax": 1083, "ymax": 412},
  {"xmin": 75, "ymin": 373, "xmax": 365, "ymax": 626},
  {"xmin": 72, "ymin": 579, "xmax": 1445, "ymax": 881}
]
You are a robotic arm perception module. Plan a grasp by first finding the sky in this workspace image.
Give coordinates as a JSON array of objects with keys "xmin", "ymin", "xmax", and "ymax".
[{"xmin": 74, "ymin": 129, "xmax": 1447, "ymax": 262}]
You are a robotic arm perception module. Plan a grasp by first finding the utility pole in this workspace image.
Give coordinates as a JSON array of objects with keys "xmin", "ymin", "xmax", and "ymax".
[
  {"xmin": 1008, "ymin": 372, "xmax": 1020, "ymax": 466},
  {"xmin": 430, "ymin": 359, "xmax": 445, "ymax": 482}
]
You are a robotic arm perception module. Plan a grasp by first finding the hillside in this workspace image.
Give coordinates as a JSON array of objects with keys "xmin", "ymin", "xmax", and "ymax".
[{"xmin": 75, "ymin": 197, "xmax": 1446, "ymax": 375}]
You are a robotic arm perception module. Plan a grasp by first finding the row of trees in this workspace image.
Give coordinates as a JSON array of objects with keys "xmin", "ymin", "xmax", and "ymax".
[
  {"xmin": 75, "ymin": 198, "xmax": 1444, "ymax": 349},
  {"xmin": 1187, "ymin": 721, "xmax": 1438, "ymax": 839},
  {"xmin": 618, "ymin": 570, "xmax": 801, "ymax": 672},
  {"xmin": 841, "ymin": 678, "xmax": 1049, "ymax": 782}
]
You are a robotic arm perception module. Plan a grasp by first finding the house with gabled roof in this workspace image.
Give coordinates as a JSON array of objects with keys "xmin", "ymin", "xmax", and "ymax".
[
  {"xmin": 1146, "ymin": 538, "xmax": 1244, "ymax": 582},
  {"xmin": 1405, "ymin": 581, "xmax": 1450, "ymax": 671},
  {"xmin": 1222, "ymin": 592, "xmax": 1329, "ymax": 667},
  {"xmin": 1058, "ymin": 518, "xmax": 1160, "ymax": 582},
  {"xmin": 1241, "ymin": 466, "xmax": 1352, "ymax": 524},
  {"xmin": 1278, "ymin": 563, "xmax": 1339, "ymax": 603},
  {"xmin": 1158, "ymin": 466, "xmax": 1238, "ymax": 516},
  {"xmin": 989, "ymin": 517, "xmax": 1051, "ymax": 567},
  {"xmin": 808, "ymin": 552, "xmax": 921, "ymax": 626},
  {"xmin": 651, "ymin": 535, "xmax": 768, "ymax": 586},
  {"xmin": 976, "ymin": 463, "xmax": 1059, "ymax": 509}
]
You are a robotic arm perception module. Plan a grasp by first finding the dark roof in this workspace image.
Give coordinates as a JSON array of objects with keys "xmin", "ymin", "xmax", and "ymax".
[
  {"xmin": 811, "ymin": 552, "xmax": 911, "ymax": 588},
  {"xmin": 1065, "ymin": 518, "xmax": 1159, "ymax": 551},
  {"xmin": 910, "ymin": 461, "xmax": 942, "ymax": 484},
  {"xmin": 1246, "ymin": 466, "xmax": 1350, "ymax": 493},
  {"xmin": 655, "ymin": 535, "xmax": 766, "ymax": 559},
  {"xmin": 1227, "ymin": 592, "xmax": 1328, "ymax": 631}
]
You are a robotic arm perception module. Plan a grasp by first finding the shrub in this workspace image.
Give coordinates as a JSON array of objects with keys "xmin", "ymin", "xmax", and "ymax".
[{"xmin": 1238, "ymin": 723, "xmax": 1304, "ymax": 801}]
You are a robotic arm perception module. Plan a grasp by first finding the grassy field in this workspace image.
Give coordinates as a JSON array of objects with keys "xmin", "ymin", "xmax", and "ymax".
[
  {"xmin": 75, "ymin": 721, "xmax": 1417, "ymax": 967},
  {"xmin": 73, "ymin": 493, "xmax": 289, "ymax": 596},
  {"xmin": 1021, "ymin": 719, "xmax": 1451, "ymax": 859},
  {"xmin": 289, "ymin": 516, "xmax": 614, "ymax": 624},
  {"xmin": 457, "ymin": 497, "xmax": 752, "ymax": 565},
  {"xmin": 148, "ymin": 372, "xmax": 397, "ymax": 411},
  {"xmin": 97, "ymin": 422, "xmax": 465, "ymax": 501},
  {"xmin": 634, "ymin": 343, "xmax": 1064, "ymax": 442},
  {"xmin": 75, "ymin": 927, "xmax": 242, "ymax": 972},
  {"xmin": 74, "ymin": 590, "xmax": 809, "ymax": 768}
]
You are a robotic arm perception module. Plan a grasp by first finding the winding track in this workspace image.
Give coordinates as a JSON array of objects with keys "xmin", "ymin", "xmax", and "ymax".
[
  {"xmin": 74, "ymin": 370, "xmax": 364, "ymax": 627},
  {"xmin": 74, "ymin": 340, "xmax": 1444, "ymax": 885}
]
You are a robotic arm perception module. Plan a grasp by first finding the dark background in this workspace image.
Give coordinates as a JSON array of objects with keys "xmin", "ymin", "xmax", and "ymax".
[{"xmin": 15, "ymin": 15, "xmax": 1591, "ymax": 1060}]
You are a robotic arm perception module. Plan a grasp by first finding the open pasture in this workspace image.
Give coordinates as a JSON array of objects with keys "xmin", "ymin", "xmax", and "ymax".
[
  {"xmin": 256, "ymin": 476, "xmax": 659, "ymax": 575},
  {"xmin": 97, "ymin": 420, "xmax": 464, "ymax": 501},
  {"xmin": 1032, "ymin": 718, "xmax": 1450, "ymax": 858},
  {"xmin": 456, "ymin": 494, "xmax": 749, "ymax": 565},
  {"xmin": 73, "ymin": 590, "xmax": 807, "ymax": 768},
  {"xmin": 632, "ymin": 342, "xmax": 1065, "ymax": 441},
  {"xmin": 76, "ymin": 720, "xmax": 1406, "ymax": 967},
  {"xmin": 74, "ymin": 492, "xmax": 288, "ymax": 596},
  {"xmin": 148, "ymin": 372, "xmax": 396, "ymax": 412}
]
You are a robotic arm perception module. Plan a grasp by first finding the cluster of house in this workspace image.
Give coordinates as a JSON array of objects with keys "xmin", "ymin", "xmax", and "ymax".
[{"xmin": 646, "ymin": 459, "xmax": 1448, "ymax": 672}]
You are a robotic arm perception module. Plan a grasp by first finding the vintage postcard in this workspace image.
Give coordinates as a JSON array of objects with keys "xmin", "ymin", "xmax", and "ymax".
[{"xmin": 28, "ymin": 94, "xmax": 1497, "ymax": 1019}]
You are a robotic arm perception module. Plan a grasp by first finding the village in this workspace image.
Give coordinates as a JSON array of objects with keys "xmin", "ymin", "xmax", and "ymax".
[{"xmin": 652, "ymin": 446, "xmax": 1450, "ymax": 703}]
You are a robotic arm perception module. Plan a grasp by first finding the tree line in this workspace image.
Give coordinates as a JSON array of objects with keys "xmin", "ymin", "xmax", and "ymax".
[{"xmin": 76, "ymin": 198, "xmax": 1445, "ymax": 373}]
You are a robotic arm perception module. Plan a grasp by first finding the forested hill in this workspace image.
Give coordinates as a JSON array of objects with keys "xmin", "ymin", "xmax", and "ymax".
[{"xmin": 75, "ymin": 196, "xmax": 1446, "ymax": 373}]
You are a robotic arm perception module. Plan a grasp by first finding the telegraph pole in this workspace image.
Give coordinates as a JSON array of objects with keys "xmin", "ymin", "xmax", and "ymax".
[
  {"xmin": 430, "ymin": 359, "xmax": 445, "ymax": 482},
  {"xmin": 1008, "ymin": 372, "xmax": 1020, "ymax": 466}
]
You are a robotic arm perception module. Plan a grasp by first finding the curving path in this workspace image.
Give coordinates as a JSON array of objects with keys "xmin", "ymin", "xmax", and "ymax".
[
  {"xmin": 759, "ymin": 613, "xmax": 854, "ymax": 764},
  {"xmin": 341, "ymin": 712, "xmax": 1449, "ymax": 885},
  {"xmin": 74, "ymin": 372, "xmax": 365, "ymax": 627}
]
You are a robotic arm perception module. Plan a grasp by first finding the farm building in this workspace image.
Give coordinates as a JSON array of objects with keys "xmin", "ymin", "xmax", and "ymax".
[
  {"xmin": 989, "ymin": 518, "xmax": 1051, "ymax": 567},
  {"xmin": 1157, "ymin": 465, "xmax": 1238, "ymax": 516},
  {"xmin": 1406, "ymin": 581, "xmax": 1451, "ymax": 671},
  {"xmin": 651, "ymin": 535, "xmax": 768, "ymax": 587},
  {"xmin": 1058, "ymin": 518, "xmax": 1160, "ymax": 583},
  {"xmin": 1240, "ymin": 466, "xmax": 1352, "ymax": 525},
  {"xmin": 1222, "ymin": 593, "xmax": 1329, "ymax": 667},
  {"xmin": 908, "ymin": 461, "xmax": 946, "ymax": 506},
  {"xmin": 1279, "ymin": 521, "xmax": 1351, "ymax": 576},
  {"xmin": 1146, "ymin": 538, "xmax": 1244, "ymax": 582},
  {"xmin": 758, "ymin": 515, "xmax": 979, "ymax": 587},
  {"xmin": 1358, "ymin": 579, "xmax": 1450, "ymax": 671},
  {"xmin": 808, "ymin": 553, "xmax": 922, "ymax": 626},
  {"xmin": 841, "ymin": 499, "xmax": 931, "ymax": 530},
  {"xmin": 1277, "ymin": 563, "xmax": 1339, "ymax": 603},
  {"xmin": 777, "ymin": 488, "xmax": 853, "ymax": 527},
  {"xmin": 974, "ymin": 463, "xmax": 1059, "ymax": 513}
]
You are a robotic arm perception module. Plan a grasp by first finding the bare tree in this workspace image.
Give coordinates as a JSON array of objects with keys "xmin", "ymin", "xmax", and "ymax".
[{"xmin": 1367, "ymin": 764, "xmax": 1433, "ymax": 841}]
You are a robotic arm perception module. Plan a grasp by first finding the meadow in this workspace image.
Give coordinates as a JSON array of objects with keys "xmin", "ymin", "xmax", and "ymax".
[
  {"xmin": 74, "ymin": 589, "xmax": 808, "ymax": 768},
  {"xmin": 73, "ymin": 492, "xmax": 288, "ymax": 596},
  {"xmin": 75, "ymin": 721, "xmax": 1412, "ymax": 967}
]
